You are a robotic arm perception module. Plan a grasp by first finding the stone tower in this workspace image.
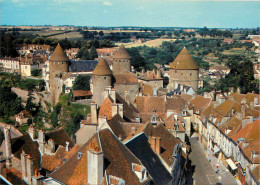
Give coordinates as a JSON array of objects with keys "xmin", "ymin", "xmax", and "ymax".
[
  {"xmin": 112, "ymin": 44, "xmax": 131, "ymax": 74},
  {"xmin": 169, "ymin": 47, "xmax": 199, "ymax": 92},
  {"xmin": 49, "ymin": 43, "xmax": 69, "ymax": 105},
  {"xmin": 92, "ymin": 58, "xmax": 112, "ymax": 106}
]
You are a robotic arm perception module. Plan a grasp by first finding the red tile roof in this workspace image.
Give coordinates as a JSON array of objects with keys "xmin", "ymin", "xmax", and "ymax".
[
  {"xmin": 73, "ymin": 90, "xmax": 92, "ymax": 97},
  {"xmin": 113, "ymin": 72, "xmax": 138, "ymax": 84},
  {"xmin": 92, "ymin": 58, "xmax": 112, "ymax": 76},
  {"xmin": 49, "ymin": 43, "xmax": 69, "ymax": 62},
  {"xmin": 113, "ymin": 44, "xmax": 131, "ymax": 59},
  {"xmin": 98, "ymin": 97, "xmax": 113, "ymax": 120}
]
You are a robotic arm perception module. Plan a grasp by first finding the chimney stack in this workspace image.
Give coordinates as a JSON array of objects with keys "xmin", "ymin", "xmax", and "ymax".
[
  {"xmin": 118, "ymin": 104, "xmax": 123, "ymax": 118},
  {"xmin": 4, "ymin": 126, "xmax": 12, "ymax": 167},
  {"xmin": 91, "ymin": 103, "xmax": 98, "ymax": 124},
  {"xmin": 155, "ymin": 137, "xmax": 161, "ymax": 154},
  {"xmin": 87, "ymin": 148, "xmax": 104, "ymax": 185},
  {"xmin": 174, "ymin": 111, "xmax": 178, "ymax": 121},
  {"xmin": 157, "ymin": 69, "xmax": 161, "ymax": 79},
  {"xmin": 66, "ymin": 141, "xmax": 69, "ymax": 152},
  {"xmin": 38, "ymin": 130, "xmax": 45, "ymax": 143},
  {"xmin": 28, "ymin": 126, "xmax": 35, "ymax": 140},
  {"xmin": 112, "ymin": 104, "xmax": 118, "ymax": 117},
  {"xmin": 125, "ymin": 90, "xmax": 130, "ymax": 104},
  {"xmin": 26, "ymin": 154, "xmax": 34, "ymax": 185},
  {"xmin": 110, "ymin": 89, "xmax": 116, "ymax": 103},
  {"xmin": 48, "ymin": 139, "xmax": 55, "ymax": 154},
  {"xmin": 21, "ymin": 151, "xmax": 27, "ymax": 181}
]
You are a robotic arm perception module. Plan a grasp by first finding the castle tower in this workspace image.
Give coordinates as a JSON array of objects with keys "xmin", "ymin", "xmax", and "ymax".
[
  {"xmin": 49, "ymin": 43, "xmax": 69, "ymax": 105},
  {"xmin": 169, "ymin": 47, "xmax": 199, "ymax": 92},
  {"xmin": 92, "ymin": 58, "xmax": 112, "ymax": 106},
  {"xmin": 112, "ymin": 44, "xmax": 131, "ymax": 74}
]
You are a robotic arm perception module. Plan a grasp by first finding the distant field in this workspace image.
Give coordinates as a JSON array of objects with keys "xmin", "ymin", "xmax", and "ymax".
[
  {"xmin": 222, "ymin": 47, "xmax": 246, "ymax": 55},
  {"xmin": 115, "ymin": 38, "xmax": 176, "ymax": 48},
  {"xmin": 19, "ymin": 30, "xmax": 66, "ymax": 37},
  {"xmin": 48, "ymin": 31, "xmax": 83, "ymax": 40},
  {"xmin": 88, "ymin": 29, "xmax": 152, "ymax": 33}
]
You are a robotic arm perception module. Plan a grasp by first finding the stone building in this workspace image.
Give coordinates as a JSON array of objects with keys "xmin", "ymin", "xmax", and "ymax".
[
  {"xmin": 92, "ymin": 58, "xmax": 112, "ymax": 106},
  {"xmin": 168, "ymin": 47, "xmax": 199, "ymax": 92},
  {"xmin": 49, "ymin": 43, "xmax": 69, "ymax": 105}
]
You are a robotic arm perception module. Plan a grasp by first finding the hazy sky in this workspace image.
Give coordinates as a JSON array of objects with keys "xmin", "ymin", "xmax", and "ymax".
[{"xmin": 1, "ymin": 0, "xmax": 259, "ymax": 28}]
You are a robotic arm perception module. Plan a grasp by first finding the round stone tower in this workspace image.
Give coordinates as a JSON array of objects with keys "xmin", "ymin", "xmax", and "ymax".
[
  {"xmin": 169, "ymin": 47, "xmax": 199, "ymax": 92},
  {"xmin": 92, "ymin": 58, "xmax": 112, "ymax": 106},
  {"xmin": 112, "ymin": 44, "xmax": 131, "ymax": 74},
  {"xmin": 49, "ymin": 43, "xmax": 69, "ymax": 105}
]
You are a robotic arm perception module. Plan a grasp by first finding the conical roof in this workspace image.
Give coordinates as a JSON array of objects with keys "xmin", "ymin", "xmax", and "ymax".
[
  {"xmin": 169, "ymin": 47, "xmax": 199, "ymax": 70},
  {"xmin": 113, "ymin": 44, "xmax": 131, "ymax": 59},
  {"xmin": 49, "ymin": 43, "xmax": 69, "ymax": 62},
  {"xmin": 92, "ymin": 58, "xmax": 112, "ymax": 75}
]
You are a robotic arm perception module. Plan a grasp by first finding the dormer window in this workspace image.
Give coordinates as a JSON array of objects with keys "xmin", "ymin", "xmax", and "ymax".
[
  {"xmin": 77, "ymin": 152, "xmax": 82, "ymax": 159},
  {"xmin": 151, "ymin": 116, "xmax": 156, "ymax": 123}
]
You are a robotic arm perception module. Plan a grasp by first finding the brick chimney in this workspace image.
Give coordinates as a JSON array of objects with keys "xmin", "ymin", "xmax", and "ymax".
[
  {"xmin": 4, "ymin": 126, "xmax": 12, "ymax": 167},
  {"xmin": 91, "ymin": 103, "xmax": 98, "ymax": 124},
  {"xmin": 157, "ymin": 69, "xmax": 161, "ymax": 79},
  {"xmin": 155, "ymin": 137, "xmax": 161, "ymax": 154},
  {"xmin": 28, "ymin": 126, "xmax": 35, "ymax": 140},
  {"xmin": 87, "ymin": 147, "xmax": 104, "ymax": 185}
]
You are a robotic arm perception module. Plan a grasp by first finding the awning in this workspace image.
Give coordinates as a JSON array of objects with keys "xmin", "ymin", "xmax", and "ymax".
[
  {"xmin": 213, "ymin": 145, "xmax": 220, "ymax": 154},
  {"xmin": 226, "ymin": 158, "xmax": 237, "ymax": 170}
]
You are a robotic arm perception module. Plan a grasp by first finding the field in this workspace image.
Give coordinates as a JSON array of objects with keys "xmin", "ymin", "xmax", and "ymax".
[
  {"xmin": 115, "ymin": 38, "xmax": 176, "ymax": 48},
  {"xmin": 48, "ymin": 31, "xmax": 83, "ymax": 40},
  {"xmin": 222, "ymin": 47, "xmax": 246, "ymax": 55}
]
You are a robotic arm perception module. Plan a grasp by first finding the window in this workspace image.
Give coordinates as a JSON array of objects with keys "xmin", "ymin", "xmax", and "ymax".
[
  {"xmin": 190, "ymin": 73, "xmax": 192, "ymax": 76},
  {"xmin": 77, "ymin": 152, "xmax": 82, "ymax": 159},
  {"xmin": 104, "ymin": 77, "xmax": 106, "ymax": 79},
  {"xmin": 181, "ymin": 73, "xmax": 183, "ymax": 75}
]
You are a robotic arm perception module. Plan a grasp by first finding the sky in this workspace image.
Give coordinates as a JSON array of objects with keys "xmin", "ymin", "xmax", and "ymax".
[{"xmin": 1, "ymin": 0, "xmax": 259, "ymax": 28}]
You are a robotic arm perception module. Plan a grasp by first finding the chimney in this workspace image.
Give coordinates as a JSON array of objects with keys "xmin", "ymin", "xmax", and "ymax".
[
  {"xmin": 4, "ymin": 126, "xmax": 12, "ymax": 166},
  {"xmin": 98, "ymin": 116, "xmax": 107, "ymax": 130},
  {"xmin": 241, "ymin": 105, "xmax": 245, "ymax": 119},
  {"xmin": 112, "ymin": 104, "xmax": 118, "ymax": 117},
  {"xmin": 110, "ymin": 89, "xmax": 116, "ymax": 102},
  {"xmin": 174, "ymin": 111, "xmax": 178, "ymax": 121},
  {"xmin": 250, "ymin": 102, "xmax": 254, "ymax": 109},
  {"xmin": 87, "ymin": 148, "xmax": 104, "ymax": 185},
  {"xmin": 131, "ymin": 126, "xmax": 137, "ymax": 136},
  {"xmin": 102, "ymin": 89, "xmax": 109, "ymax": 103},
  {"xmin": 91, "ymin": 103, "xmax": 98, "ymax": 124},
  {"xmin": 142, "ymin": 67, "xmax": 145, "ymax": 75},
  {"xmin": 149, "ymin": 136, "xmax": 156, "ymax": 152},
  {"xmin": 48, "ymin": 139, "xmax": 55, "ymax": 154},
  {"xmin": 125, "ymin": 90, "xmax": 130, "ymax": 104},
  {"xmin": 21, "ymin": 151, "xmax": 27, "ymax": 182},
  {"xmin": 38, "ymin": 130, "xmax": 45, "ymax": 143},
  {"xmin": 157, "ymin": 69, "xmax": 161, "ymax": 79},
  {"xmin": 26, "ymin": 154, "xmax": 34, "ymax": 185},
  {"xmin": 28, "ymin": 126, "xmax": 35, "ymax": 140},
  {"xmin": 254, "ymin": 97, "xmax": 258, "ymax": 106},
  {"xmin": 66, "ymin": 141, "xmax": 69, "ymax": 152},
  {"xmin": 32, "ymin": 170, "xmax": 44, "ymax": 185},
  {"xmin": 118, "ymin": 104, "xmax": 123, "ymax": 118},
  {"xmin": 155, "ymin": 137, "xmax": 161, "ymax": 154}
]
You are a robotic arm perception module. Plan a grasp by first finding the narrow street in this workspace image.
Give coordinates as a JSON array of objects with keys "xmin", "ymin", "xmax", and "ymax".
[
  {"xmin": 186, "ymin": 137, "xmax": 219, "ymax": 185},
  {"xmin": 186, "ymin": 136, "xmax": 238, "ymax": 185}
]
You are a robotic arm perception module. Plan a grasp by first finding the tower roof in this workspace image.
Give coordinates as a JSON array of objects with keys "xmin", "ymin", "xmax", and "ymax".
[
  {"xmin": 92, "ymin": 58, "xmax": 112, "ymax": 75},
  {"xmin": 169, "ymin": 47, "xmax": 199, "ymax": 70},
  {"xmin": 49, "ymin": 43, "xmax": 69, "ymax": 62},
  {"xmin": 113, "ymin": 44, "xmax": 131, "ymax": 59}
]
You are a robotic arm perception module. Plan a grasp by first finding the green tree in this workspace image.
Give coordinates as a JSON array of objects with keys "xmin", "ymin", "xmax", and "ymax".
[
  {"xmin": 82, "ymin": 49, "xmax": 90, "ymax": 60},
  {"xmin": 240, "ymin": 60, "xmax": 254, "ymax": 94},
  {"xmin": 127, "ymin": 48, "xmax": 145, "ymax": 70},
  {"xmin": 76, "ymin": 47, "xmax": 85, "ymax": 58},
  {"xmin": 72, "ymin": 75, "xmax": 91, "ymax": 91},
  {"xmin": 167, "ymin": 32, "xmax": 172, "ymax": 38},
  {"xmin": 25, "ymin": 91, "xmax": 36, "ymax": 113},
  {"xmin": 89, "ymin": 46, "xmax": 98, "ymax": 60}
]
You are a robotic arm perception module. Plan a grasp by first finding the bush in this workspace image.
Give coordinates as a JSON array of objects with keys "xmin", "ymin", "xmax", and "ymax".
[{"xmin": 31, "ymin": 69, "xmax": 42, "ymax": 77}]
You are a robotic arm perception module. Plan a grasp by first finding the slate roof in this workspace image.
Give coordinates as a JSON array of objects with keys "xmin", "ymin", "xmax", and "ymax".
[
  {"xmin": 49, "ymin": 43, "xmax": 69, "ymax": 62},
  {"xmin": 169, "ymin": 47, "xmax": 199, "ymax": 70},
  {"xmin": 69, "ymin": 60, "xmax": 98, "ymax": 72},
  {"xmin": 125, "ymin": 133, "xmax": 173, "ymax": 185}
]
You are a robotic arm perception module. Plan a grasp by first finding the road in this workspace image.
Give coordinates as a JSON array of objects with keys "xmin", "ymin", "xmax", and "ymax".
[
  {"xmin": 186, "ymin": 136, "xmax": 238, "ymax": 185},
  {"xmin": 186, "ymin": 137, "xmax": 219, "ymax": 185}
]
